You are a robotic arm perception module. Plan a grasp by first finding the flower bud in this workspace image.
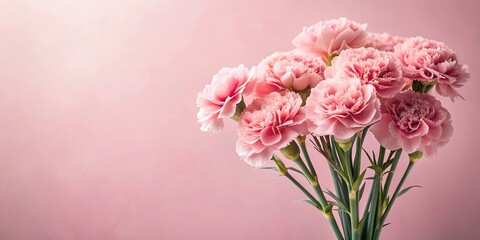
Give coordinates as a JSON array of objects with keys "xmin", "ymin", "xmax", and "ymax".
[
  {"xmin": 408, "ymin": 150, "xmax": 423, "ymax": 163},
  {"xmin": 280, "ymin": 141, "xmax": 300, "ymax": 160},
  {"xmin": 335, "ymin": 136, "xmax": 353, "ymax": 152},
  {"xmin": 272, "ymin": 156, "xmax": 288, "ymax": 175},
  {"xmin": 296, "ymin": 135, "xmax": 306, "ymax": 145},
  {"xmin": 412, "ymin": 80, "xmax": 437, "ymax": 93}
]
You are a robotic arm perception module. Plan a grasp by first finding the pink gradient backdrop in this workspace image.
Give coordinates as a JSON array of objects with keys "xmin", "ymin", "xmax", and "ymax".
[{"xmin": 0, "ymin": 0, "xmax": 479, "ymax": 239}]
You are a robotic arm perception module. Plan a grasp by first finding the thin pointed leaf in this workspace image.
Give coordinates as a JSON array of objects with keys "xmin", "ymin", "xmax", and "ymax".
[
  {"xmin": 368, "ymin": 165, "xmax": 383, "ymax": 174},
  {"xmin": 352, "ymin": 169, "xmax": 366, "ymax": 191},
  {"xmin": 397, "ymin": 185, "xmax": 422, "ymax": 198},
  {"xmin": 360, "ymin": 125, "xmax": 371, "ymax": 144},
  {"xmin": 363, "ymin": 148, "xmax": 375, "ymax": 165},
  {"xmin": 295, "ymin": 199, "xmax": 317, "ymax": 207},
  {"xmin": 382, "ymin": 170, "xmax": 394, "ymax": 176},
  {"xmin": 358, "ymin": 216, "xmax": 366, "ymax": 230},
  {"xmin": 259, "ymin": 166, "xmax": 277, "ymax": 171},
  {"xmin": 309, "ymin": 139, "xmax": 320, "ymax": 149},
  {"xmin": 383, "ymin": 158, "xmax": 394, "ymax": 170},
  {"xmin": 387, "ymin": 150, "xmax": 396, "ymax": 162},
  {"xmin": 325, "ymin": 189, "xmax": 350, "ymax": 213},
  {"xmin": 358, "ymin": 182, "xmax": 366, "ymax": 201},
  {"xmin": 286, "ymin": 167, "xmax": 304, "ymax": 175},
  {"xmin": 324, "ymin": 157, "xmax": 349, "ymax": 182},
  {"xmin": 332, "ymin": 208, "xmax": 351, "ymax": 214}
]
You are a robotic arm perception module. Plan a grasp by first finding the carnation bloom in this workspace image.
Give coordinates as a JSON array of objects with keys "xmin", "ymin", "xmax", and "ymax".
[
  {"xmin": 394, "ymin": 37, "xmax": 469, "ymax": 100},
  {"xmin": 365, "ymin": 33, "xmax": 406, "ymax": 52},
  {"xmin": 236, "ymin": 92, "xmax": 308, "ymax": 167},
  {"xmin": 305, "ymin": 77, "xmax": 381, "ymax": 140},
  {"xmin": 371, "ymin": 91, "xmax": 453, "ymax": 156},
  {"xmin": 292, "ymin": 18, "xmax": 369, "ymax": 62},
  {"xmin": 325, "ymin": 47, "xmax": 405, "ymax": 98},
  {"xmin": 196, "ymin": 65, "xmax": 254, "ymax": 132},
  {"xmin": 253, "ymin": 51, "xmax": 326, "ymax": 97}
]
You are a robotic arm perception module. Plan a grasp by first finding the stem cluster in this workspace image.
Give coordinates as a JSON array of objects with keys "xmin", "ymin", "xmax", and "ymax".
[{"xmin": 270, "ymin": 130, "xmax": 418, "ymax": 240}]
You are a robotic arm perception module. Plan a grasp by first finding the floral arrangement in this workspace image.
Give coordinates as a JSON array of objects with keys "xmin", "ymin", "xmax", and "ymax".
[{"xmin": 196, "ymin": 18, "xmax": 469, "ymax": 240}]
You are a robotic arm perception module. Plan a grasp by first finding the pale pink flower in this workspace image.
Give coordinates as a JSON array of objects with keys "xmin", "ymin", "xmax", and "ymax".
[
  {"xmin": 394, "ymin": 37, "xmax": 469, "ymax": 100},
  {"xmin": 236, "ymin": 92, "xmax": 308, "ymax": 167},
  {"xmin": 371, "ymin": 91, "xmax": 453, "ymax": 156},
  {"xmin": 292, "ymin": 18, "xmax": 369, "ymax": 62},
  {"xmin": 365, "ymin": 33, "xmax": 406, "ymax": 52},
  {"xmin": 196, "ymin": 65, "xmax": 254, "ymax": 132},
  {"xmin": 325, "ymin": 47, "xmax": 405, "ymax": 98},
  {"xmin": 253, "ymin": 51, "xmax": 326, "ymax": 97},
  {"xmin": 305, "ymin": 77, "xmax": 381, "ymax": 140}
]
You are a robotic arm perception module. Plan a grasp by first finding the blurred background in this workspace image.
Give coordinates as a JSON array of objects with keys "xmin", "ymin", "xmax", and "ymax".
[{"xmin": 0, "ymin": 0, "xmax": 479, "ymax": 239}]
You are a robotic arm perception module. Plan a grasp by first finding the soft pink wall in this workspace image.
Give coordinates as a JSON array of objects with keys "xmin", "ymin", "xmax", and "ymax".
[{"xmin": 0, "ymin": 0, "xmax": 479, "ymax": 239}]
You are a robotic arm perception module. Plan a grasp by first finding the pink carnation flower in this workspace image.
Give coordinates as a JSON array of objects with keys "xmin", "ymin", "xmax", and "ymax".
[
  {"xmin": 325, "ymin": 47, "xmax": 405, "ymax": 98},
  {"xmin": 305, "ymin": 77, "xmax": 381, "ymax": 140},
  {"xmin": 371, "ymin": 91, "xmax": 453, "ymax": 156},
  {"xmin": 236, "ymin": 92, "xmax": 308, "ymax": 167},
  {"xmin": 394, "ymin": 37, "xmax": 469, "ymax": 100},
  {"xmin": 196, "ymin": 65, "xmax": 254, "ymax": 132},
  {"xmin": 292, "ymin": 18, "xmax": 369, "ymax": 62},
  {"xmin": 253, "ymin": 51, "xmax": 326, "ymax": 97},
  {"xmin": 365, "ymin": 33, "xmax": 406, "ymax": 52}
]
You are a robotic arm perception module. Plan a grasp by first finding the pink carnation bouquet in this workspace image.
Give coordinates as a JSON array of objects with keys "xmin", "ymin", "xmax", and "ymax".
[{"xmin": 196, "ymin": 18, "xmax": 468, "ymax": 240}]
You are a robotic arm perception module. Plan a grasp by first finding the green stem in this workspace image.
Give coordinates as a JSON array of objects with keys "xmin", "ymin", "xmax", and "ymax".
[
  {"xmin": 374, "ymin": 147, "xmax": 386, "ymax": 237},
  {"xmin": 329, "ymin": 165, "xmax": 351, "ymax": 240},
  {"xmin": 294, "ymin": 157, "xmax": 344, "ymax": 240},
  {"xmin": 365, "ymin": 175, "xmax": 379, "ymax": 240},
  {"xmin": 349, "ymin": 189, "xmax": 359, "ymax": 240},
  {"xmin": 335, "ymin": 142, "xmax": 354, "ymax": 185},
  {"xmin": 353, "ymin": 134, "xmax": 362, "ymax": 179},
  {"xmin": 365, "ymin": 146, "xmax": 386, "ymax": 240},
  {"xmin": 299, "ymin": 140, "xmax": 317, "ymax": 177},
  {"xmin": 316, "ymin": 136, "xmax": 351, "ymax": 239},
  {"xmin": 284, "ymin": 172, "xmax": 321, "ymax": 209},
  {"xmin": 332, "ymin": 137, "xmax": 360, "ymax": 240},
  {"xmin": 373, "ymin": 161, "xmax": 415, "ymax": 240},
  {"xmin": 383, "ymin": 150, "xmax": 403, "ymax": 199}
]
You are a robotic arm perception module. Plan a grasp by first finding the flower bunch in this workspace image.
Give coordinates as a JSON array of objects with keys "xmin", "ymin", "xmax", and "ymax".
[{"xmin": 196, "ymin": 18, "xmax": 468, "ymax": 240}]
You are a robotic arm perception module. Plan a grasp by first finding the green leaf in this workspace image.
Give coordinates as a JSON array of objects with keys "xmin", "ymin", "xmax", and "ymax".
[
  {"xmin": 286, "ymin": 167, "xmax": 304, "ymax": 176},
  {"xmin": 325, "ymin": 189, "xmax": 350, "ymax": 213},
  {"xmin": 352, "ymin": 169, "xmax": 366, "ymax": 191},
  {"xmin": 368, "ymin": 165, "xmax": 383, "ymax": 174},
  {"xmin": 382, "ymin": 170, "xmax": 394, "ymax": 176},
  {"xmin": 382, "ymin": 196, "xmax": 389, "ymax": 211},
  {"xmin": 363, "ymin": 148, "xmax": 375, "ymax": 165},
  {"xmin": 259, "ymin": 166, "xmax": 277, "ymax": 171},
  {"xmin": 360, "ymin": 125, "xmax": 371, "ymax": 144},
  {"xmin": 324, "ymin": 203, "xmax": 334, "ymax": 214},
  {"xmin": 383, "ymin": 158, "xmax": 394, "ymax": 170},
  {"xmin": 295, "ymin": 199, "xmax": 317, "ymax": 207},
  {"xmin": 397, "ymin": 185, "xmax": 422, "ymax": 198},
  {"xmin": 386, "ymin": 150, "xmax": 396, "ymax": 162},
  {"xmin": 358, "ymin": 182, "xmax": 366, "ymax": 201},
  {"xmin": 358, "ymin": 217, "xmax": 366, "ymax": 230},
  {"xmin": 309, "ymin": 139, "xmax": 320, "ymax": 150},
  {"xmin": 372, "ymin": 150, "xmax": 377, "ymax": 165},
  {"xmin": 324, "ymin": 156, "xmax": 349, "ymax": 183}
]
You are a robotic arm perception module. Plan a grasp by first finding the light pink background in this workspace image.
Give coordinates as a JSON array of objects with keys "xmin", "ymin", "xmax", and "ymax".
[{"xmin": 0, "ymin": 0, "xmax": 479, "ymax": 239}]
